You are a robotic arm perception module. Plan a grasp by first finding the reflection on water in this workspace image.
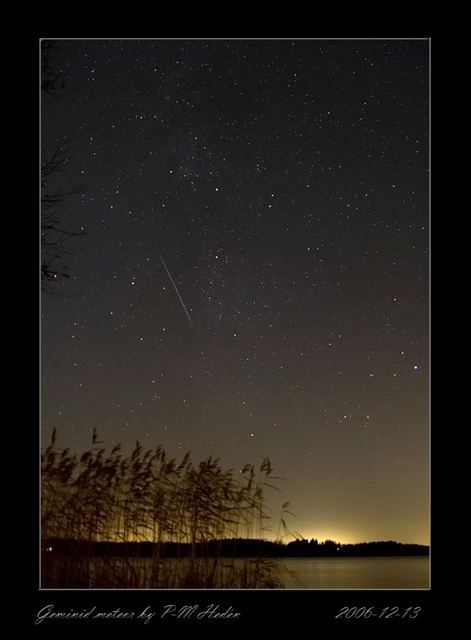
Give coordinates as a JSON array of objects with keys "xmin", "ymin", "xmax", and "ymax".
[
  {"xmin": 280, "ymin": 556, "xmax": 429, "ymax": 589},
  {"xmin": 41, "ymin": 554, "xmax": 429, "ymax": 589}
]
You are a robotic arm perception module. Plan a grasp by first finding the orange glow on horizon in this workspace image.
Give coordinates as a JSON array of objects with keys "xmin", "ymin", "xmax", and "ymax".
[{"xmin": 292, "ymin": 528, "xmax": 430, "ymax": 547}]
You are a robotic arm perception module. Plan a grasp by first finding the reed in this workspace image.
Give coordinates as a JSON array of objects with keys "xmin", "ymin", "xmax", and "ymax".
[{"xmin": 41, "ymin": 430, "xmax": 289, "ymax": 588}]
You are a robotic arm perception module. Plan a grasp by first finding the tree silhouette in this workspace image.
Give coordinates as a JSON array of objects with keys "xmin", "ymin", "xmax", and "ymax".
[
  {"xmin": 41, "ymin": 40, "xmax": 86, "ymax": 295},
  {"xmin": 41, "ymin": 40, "xmax": 65, "ymax": 97}
]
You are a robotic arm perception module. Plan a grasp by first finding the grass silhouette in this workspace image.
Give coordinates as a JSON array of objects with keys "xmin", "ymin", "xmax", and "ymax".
[{"xmin": 41, "ymin": 429, "xmax": 289, "ymax": 588}]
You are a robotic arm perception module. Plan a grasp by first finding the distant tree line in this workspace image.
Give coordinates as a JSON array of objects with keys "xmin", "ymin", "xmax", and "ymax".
[
  {"xmin": 283, "ymin": 538, "xmax": 429, "ymax": 557},
  {"xmin": 43, "ymin": 537, "xmax": 429, "ymax": 559}
]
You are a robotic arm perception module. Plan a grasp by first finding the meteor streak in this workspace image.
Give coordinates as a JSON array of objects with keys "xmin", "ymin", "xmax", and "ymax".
[{"xmin": 160, "ymin": 253, "xmax": 193, "ymax": 325}]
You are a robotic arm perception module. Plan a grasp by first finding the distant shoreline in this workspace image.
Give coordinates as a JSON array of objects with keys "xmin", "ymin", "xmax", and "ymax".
[{"xmin": 42, "ymin": 537, "xmax": 429, "ymax": 559}]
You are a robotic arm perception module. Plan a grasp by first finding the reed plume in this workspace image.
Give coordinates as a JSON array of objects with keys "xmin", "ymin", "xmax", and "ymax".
[{"xmin": 41, "ymin": 431, "xmax": 290, "ymax": 588}]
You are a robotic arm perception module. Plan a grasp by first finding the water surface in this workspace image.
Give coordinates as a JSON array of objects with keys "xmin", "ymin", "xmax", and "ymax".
[{"xmin": 280, "ymin": 556, "xmax": 429, "ymax": 589}]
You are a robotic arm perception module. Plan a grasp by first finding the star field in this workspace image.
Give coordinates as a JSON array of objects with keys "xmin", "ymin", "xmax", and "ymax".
[{"xmin": 41, "ymin": 39, "xmax": 429, "ymax": 545}]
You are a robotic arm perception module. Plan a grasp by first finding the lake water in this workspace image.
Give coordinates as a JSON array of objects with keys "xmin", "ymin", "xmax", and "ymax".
[
  {"xmin": 42, "ymin": 554, "xmax": 429, "ymax": 589},
  {"xmin": 280, "ymin": 556, "xmax": 429, "ymax": 589}
]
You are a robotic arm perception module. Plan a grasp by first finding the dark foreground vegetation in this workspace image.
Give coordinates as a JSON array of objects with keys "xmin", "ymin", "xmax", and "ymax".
[
  {"xmin": 41, "ymin": 431, "xmax": 291, "ymax": 588},
  {"xmin": 41, "ymin": 431, "xmax": 428, "ymax": 589}
]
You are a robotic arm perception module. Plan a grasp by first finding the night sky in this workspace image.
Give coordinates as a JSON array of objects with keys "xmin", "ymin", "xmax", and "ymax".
[{"xmin": 41, "ymin": 38, "xmax": 429, "ymax": 546}]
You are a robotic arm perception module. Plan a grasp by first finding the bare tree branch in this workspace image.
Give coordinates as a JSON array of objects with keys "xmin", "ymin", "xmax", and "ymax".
[{"xmin": 41, "ymin": 41, "xmax": 87, "ymax": 295}]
